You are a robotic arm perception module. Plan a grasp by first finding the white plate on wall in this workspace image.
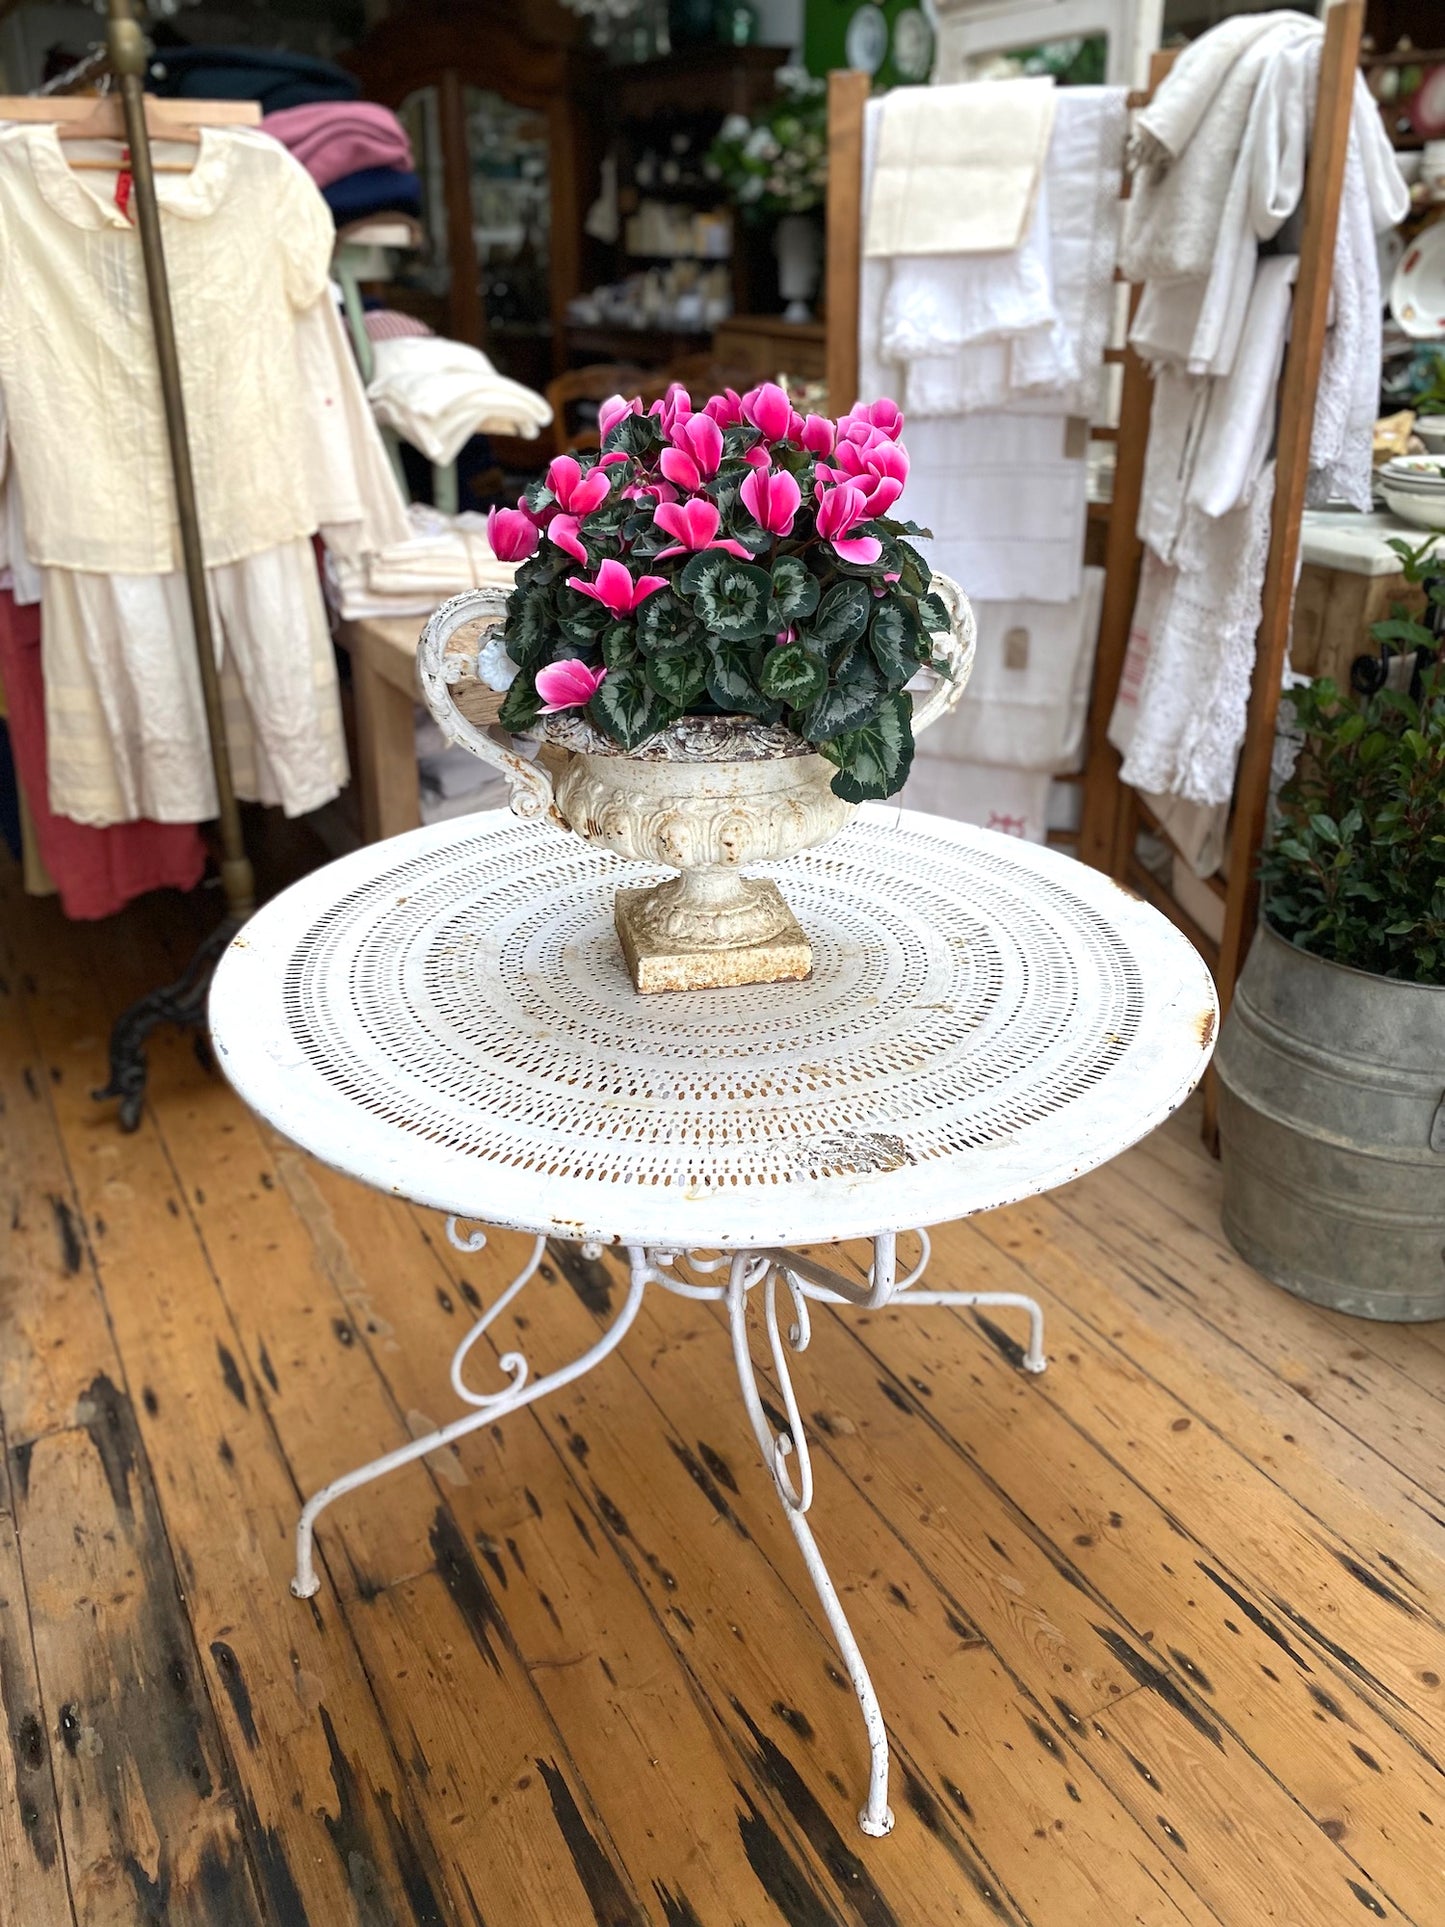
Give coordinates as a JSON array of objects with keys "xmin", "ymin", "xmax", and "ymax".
[{"xmin": 1390, "ymin": 222, "xmax": 1445, "ymax": 339}]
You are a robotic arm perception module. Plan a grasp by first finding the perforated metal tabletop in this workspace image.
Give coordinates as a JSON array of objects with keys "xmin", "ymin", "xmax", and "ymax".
[{"xmin": 210, "ymin": 805, "xmax": 1217, "ymax": 1250}]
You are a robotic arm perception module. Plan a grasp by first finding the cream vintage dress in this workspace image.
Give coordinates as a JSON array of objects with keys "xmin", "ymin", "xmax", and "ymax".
[{"xmin": 0, "ymin": 123, "xmax": 407, "ymax": 825}]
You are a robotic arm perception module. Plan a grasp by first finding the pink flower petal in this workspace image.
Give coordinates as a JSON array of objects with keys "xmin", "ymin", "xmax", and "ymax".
[
  {"xmin": 486, "ymin": 506, "xmax": 539, "ymax": 561},
  {"xmin": 547, "ymin": 514, "xmax": 588, "ymax": 564},
  {"xmin": 830, "ymin": 536, "xmax": 883, "ymax": 566},
  {"xmin": 659, "ymin": 447, "xmax": 702, "ymax": 493},
  {"xmin": 535, "ymin": 659, "xmax": 606, "ymax": 712}
]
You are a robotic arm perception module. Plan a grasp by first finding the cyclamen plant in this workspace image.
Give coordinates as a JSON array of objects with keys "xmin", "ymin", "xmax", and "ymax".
[{"xmin": 485, "ymin": 382, "xmax": 953, "ymax": 801}]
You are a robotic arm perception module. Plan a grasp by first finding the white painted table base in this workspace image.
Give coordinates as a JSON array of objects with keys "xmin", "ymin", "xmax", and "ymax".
[{"xmin": 210, "ymin": 806, "xmax": 1216, "ymax": 1838}]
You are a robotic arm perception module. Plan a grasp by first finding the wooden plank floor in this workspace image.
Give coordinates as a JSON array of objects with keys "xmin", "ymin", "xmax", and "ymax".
[{"xmin": 3, "ymin": 857, "xmax": 1445, "ymax": 1927}]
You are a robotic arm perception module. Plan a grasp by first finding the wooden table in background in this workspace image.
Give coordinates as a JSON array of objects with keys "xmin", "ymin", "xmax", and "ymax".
[{"xmin": 334, "ymin": 614, "xmax": 507, "ymax": 844}]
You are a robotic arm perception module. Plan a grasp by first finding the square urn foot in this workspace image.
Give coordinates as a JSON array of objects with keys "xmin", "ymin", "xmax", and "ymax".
[{"xmin": 615, "ymin": 883, "xmax": 813, "ymax": 993}]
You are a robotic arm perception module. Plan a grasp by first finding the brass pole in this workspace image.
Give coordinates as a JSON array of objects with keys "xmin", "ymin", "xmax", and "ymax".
[{"xmin": 105, "ymin": 0, "xmax": 255, "ymax": 918}]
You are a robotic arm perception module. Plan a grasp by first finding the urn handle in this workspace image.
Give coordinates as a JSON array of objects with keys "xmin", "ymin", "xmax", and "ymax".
[
  {"xmin": 912, "ymin": 572, "xmax": 976, "ymax": 739},
  {"xmin": 416, "ymin": 589, "xmax": 558, "ymax": 822}
]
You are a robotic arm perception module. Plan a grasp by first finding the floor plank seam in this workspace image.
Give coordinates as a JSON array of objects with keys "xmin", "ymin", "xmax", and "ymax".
[
  {"xmin": 996, "ymin": 1191, "xmax": 1445, "ymax": 1627},
  {"xmin": 545, "ymin": 1246, "xmax": 1211, "ymax": 1927},
  {"xmin": 792, "ymin": 1278, "xmax": 1428, "ymax": 1927}
]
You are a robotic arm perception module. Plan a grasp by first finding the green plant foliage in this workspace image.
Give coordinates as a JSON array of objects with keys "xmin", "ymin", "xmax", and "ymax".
[{"xmin": 1260, "ymin": 542, "xmax": 1445, "ymax": 984}]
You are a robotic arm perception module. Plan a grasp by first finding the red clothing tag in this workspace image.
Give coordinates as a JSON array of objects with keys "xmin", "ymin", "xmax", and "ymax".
[{"xmin": 114, "ymin": 147, "xmax": 133, "ymax": 220}]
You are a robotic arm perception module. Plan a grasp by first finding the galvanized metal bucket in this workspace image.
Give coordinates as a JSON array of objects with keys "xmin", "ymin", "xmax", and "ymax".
[{"xmin": 1216, "ymin": 922, "xmax": 1445, "ymax": 1322}]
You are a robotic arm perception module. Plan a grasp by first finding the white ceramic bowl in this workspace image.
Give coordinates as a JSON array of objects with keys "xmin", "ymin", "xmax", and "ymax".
[
  {"xmin": 1382, "ymin": 483, "xmax": 1445, "ymax": 531},
  {"xmin": 1414, "ymin": 416, "xmax": 1445, "ymax": 454}
]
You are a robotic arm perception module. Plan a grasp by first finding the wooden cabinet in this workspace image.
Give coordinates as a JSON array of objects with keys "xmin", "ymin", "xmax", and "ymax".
[
  {"xmin": 711, "ymin": 316, "xmax": 827, "ymax": 384},
  {"xmin": 348, "ymin": 0, "xmax": 591, "ymax": 371}
]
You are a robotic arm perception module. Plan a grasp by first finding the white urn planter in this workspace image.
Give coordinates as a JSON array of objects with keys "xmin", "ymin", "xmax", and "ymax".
[{"xmin": 417, "ymin": 574, "xmax": 975, "ymax": 991}]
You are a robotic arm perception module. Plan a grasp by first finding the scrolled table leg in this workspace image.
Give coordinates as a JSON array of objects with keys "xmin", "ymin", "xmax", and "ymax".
[
  {"xmin": 726, "ymin": 1250, "xmax": 896, "ymax": 1838},
  {"xmin": 291, "ymin": 1235, "xmax": 649, "ymax": 1599}
]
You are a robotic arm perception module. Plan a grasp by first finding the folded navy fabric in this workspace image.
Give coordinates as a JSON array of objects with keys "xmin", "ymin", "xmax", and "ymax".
[
  {"xmin": 322, "ymin": 166, "xmax": 423, "ymax": 225},
  {"xmin": 147, "ymin": 45, "xmax": 360, "ymax": 111}
]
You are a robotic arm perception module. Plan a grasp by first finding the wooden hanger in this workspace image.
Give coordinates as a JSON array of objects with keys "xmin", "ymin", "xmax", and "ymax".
[
  {"xmin": 0, "ymin": 93, "xmax": 260, "ymax": 175},
  {"xmin": 57, "ymin": 92, "xmax": 200, "ymax": 172}
]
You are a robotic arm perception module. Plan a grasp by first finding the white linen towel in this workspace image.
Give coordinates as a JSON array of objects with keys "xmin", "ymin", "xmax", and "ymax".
[
  {"xmin": 900, "ymin": 756, "xmax": 1052, "ymax": 842},
  {"xmin": 325, "ymin": 506, "xmax": 516, "ymax": 619},
  {"xmin": 921, "ymin": 568, "xmax": 1104, "ymax": 773},
  {"xmin": 864, "ymin": 78, "xmax": 1054, "ymax": 258},
  {"xmin": 1109, "ymin": 468, "xmax": 1275, "ymax": 805},
  {"xmin": 902, "ymin": 414, "xmax": 1088, "ymax": 604},
  {"xmin": 1188, "ymin": 254, "xmax": 1297, "ymax": 519}
]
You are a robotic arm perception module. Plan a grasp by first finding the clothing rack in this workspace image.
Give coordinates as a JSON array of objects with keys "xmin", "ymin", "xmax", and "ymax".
[
  {"xmin": 1076, "ymin": 0, "xmax": 1366, "ymax": 1136},
  {"xmin": 0, "ymin": 0, "xmax": 261, "ymax": 1127}
]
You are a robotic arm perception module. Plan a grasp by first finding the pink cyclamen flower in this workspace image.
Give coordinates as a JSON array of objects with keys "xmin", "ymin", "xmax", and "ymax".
[
  {"xmin": 546, "ymin": 455, "xmax": 611, "ymax": 517},
  {"xmin": 659, "ymin": 414, "xmax": 724, "ymax": 492},
  {"xmin": 740, "ymin": 465, "xmax": 802, "ymax": 538},
  {"xmin": 653, "ymin": 497, "xmax": 752, "ymax": 560},
  {"xmin": 841, "ymin": 397, "xmax": 904, "ymax": 441},
  {"xmin": 742, "ymin": 381, "xmax": 802, "ymax": 444},
  {"xmin": 547, "ymin": 513, "xmax": 588, "ymax": 564},
  {"xmin": 799, "ymin": 413, "xmax": 835, "ymax": 455},
  {"xmin": 648, "ymin": 382, "xmax": 693, "ymax": 439},
  {"xmin": 535, "ymin": 659, "xmax": 607, "ymax": 713},
  {"xmin": 703, "ymin": 387, "xmax": 746, "ymax": 426},
  {"xmin": 624, "ymin": 477, "xmax": 685, "ymax": 508},
  {"xmin": 598, "ymin": 394, "xmax": 642, "ymax": 439},
  {"xmin": 487, "ymin": 506, "xmax": 539, "ymax": 562},
  {"xmin": 814, "ymin": 482, "xmax": 882, "ymax": 566},
  {"xmin": 567, "ymin": 558, "xmax": 668, "ymax": 618},
  {"xmin": 825, "ymin": 436, "xmax": 908, "ymax": 518}
]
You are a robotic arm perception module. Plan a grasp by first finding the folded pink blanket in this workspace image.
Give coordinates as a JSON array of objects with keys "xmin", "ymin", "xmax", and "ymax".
[{"xmin": 262, "ymin": 101, "xmax": 413, "ymax": 189}]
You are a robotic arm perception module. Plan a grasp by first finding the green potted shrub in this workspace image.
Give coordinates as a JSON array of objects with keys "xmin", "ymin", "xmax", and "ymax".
[{"xmin": 1215, "ymin": 542, "xmax": 1445, "ymax": 1319}]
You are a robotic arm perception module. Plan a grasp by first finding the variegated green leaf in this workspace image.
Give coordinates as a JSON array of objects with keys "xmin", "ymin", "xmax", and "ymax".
[
  {"xmin": 636, "ymin": 589, "xmax": 706, "ymax": 657},
  {"xmin": 759, "ymin": 642, "xmax": 828, "ymax": 708},
  {"xmin": 809, "ymin": 579, "xmax": 871, "ymax": 649},
  {"xmin": 799, "ymin": 662, "xmax": 885, "ymax": 743},
  {"xmin": 683, "ymin": 556, "xmax": 774, "ymax": 642},
  {"xmin": 819, "ymin": 691, "xmax": 915, "ymax": 802},
  {"xmin": 705, "ymin": 639, "xmax": 775, "ymax": 716},
  {"xmin": 587, "ymin": 669, "xmax": 673, "ymax": 749},
  {"xmin": 770, "ymin": 556, "xmax": 820, "ymax": 623},
  {"xmin": 644, "ymin": 645, "xmax": 709, "ymax": 708}
]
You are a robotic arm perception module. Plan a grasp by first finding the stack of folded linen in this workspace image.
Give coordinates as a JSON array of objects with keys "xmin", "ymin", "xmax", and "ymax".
[
  {"xmin": 325, "ymin": 506, "xmax": 517, "ymax": 621},
  {"xmin": 365, "ymin": 337, "xmax": 553, "ymax": 465},
  {"xmin": 860, "ymin": 79, "xmax": 1124, "ymax": 842},
  {"xmin": 262, "ymin": 100, "xmax": 421, "ymax": 225},
  {"xmin": 866, "ymin": 81, "xmax": 1126, "ymax": 423}
]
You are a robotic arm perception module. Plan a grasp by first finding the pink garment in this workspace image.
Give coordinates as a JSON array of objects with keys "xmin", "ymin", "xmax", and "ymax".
[
  {"xmin": 362, "ymin": 308, "xmax": 434, "ymax": 343},
  {"xmin": 0, "ymin": 590, "xmax": 205, "ymax": 919},
  {"xmin": 261, "ymin": 102, "xmax": 413, "ymax": 191}
]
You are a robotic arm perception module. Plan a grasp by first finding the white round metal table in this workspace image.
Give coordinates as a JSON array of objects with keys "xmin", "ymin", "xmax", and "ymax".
[{"xmin": 209, "ymin": 804, "xmax": 1217, "ymax": 1837}]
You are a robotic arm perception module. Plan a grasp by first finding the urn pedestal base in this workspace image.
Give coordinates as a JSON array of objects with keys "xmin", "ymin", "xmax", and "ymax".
[{"xmin": 615, "ymin": 879, "xmax": 812, "ymax": 992}]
